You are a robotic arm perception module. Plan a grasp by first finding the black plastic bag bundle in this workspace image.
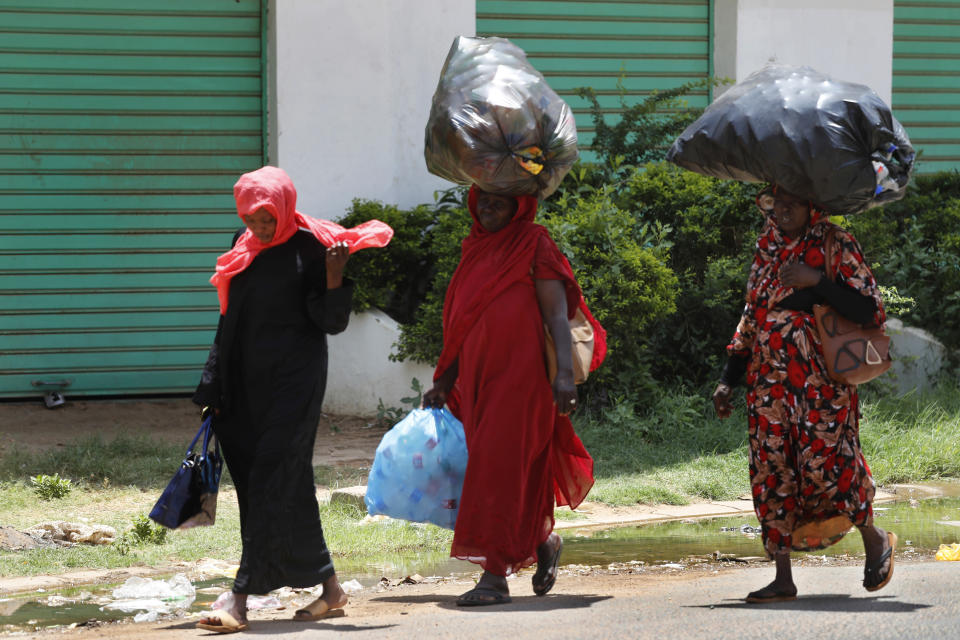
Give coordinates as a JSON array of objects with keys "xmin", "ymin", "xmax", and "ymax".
[
  {"xmin": 424, "ymin": 36, "xmax": 578, "ymax": 199},
  {"xmin": 667, "ymin": 65, "xmax": 914, "ymax": 214}
]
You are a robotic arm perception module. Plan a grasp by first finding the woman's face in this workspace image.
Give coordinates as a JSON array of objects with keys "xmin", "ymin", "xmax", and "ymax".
[
  {"xmin": 772, "ymin": 190, "xmax": 810, "ymax": 237},
  {"xmin": 475, "ymin": 190, "xmax": 518, "ymax": 233},
  {"xmin": 242, "ymin": 207, "xmax": 277, "ymax": 244}
]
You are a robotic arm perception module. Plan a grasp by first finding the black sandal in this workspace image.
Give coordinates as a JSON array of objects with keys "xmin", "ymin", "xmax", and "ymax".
[
  {"xmin": 864, "ymin": 531, "xmax": 897, "ymax": 592},
  {"xmin": 532, "ymin": 535, "xmax": 563, "ymax": 597},
  {"xmin": 744, "ymin": 587, "xmax": 798, "ymax": 604},
  {"xmin": 456, "ymin": 586, "xmax": 512, "ymax": 607}
]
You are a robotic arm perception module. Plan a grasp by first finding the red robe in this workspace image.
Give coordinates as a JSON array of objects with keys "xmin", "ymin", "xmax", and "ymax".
[{"xmin": 435, "ymin": 186, "xmax": 604, "ymax": 576}]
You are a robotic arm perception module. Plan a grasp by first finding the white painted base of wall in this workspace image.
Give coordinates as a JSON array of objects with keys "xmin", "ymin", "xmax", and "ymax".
[{"xmin": 324, "ymin": 310, "xmax": 435, "ymax": 417}]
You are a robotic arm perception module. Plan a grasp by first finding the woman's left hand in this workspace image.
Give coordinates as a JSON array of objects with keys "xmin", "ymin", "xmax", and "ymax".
[
  {"xmin": 326, "ymin": 241, "xmax": 350, "ymax": 290},
  {"xmin": 553, "ymin": 369, "xmax": 578, "ymax": 416},
  {"xmin": 779, "ymin": 263, "xmax": 822, "ymax": 289}
]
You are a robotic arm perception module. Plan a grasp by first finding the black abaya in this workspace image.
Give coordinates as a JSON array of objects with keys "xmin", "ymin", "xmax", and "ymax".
[{"xmin": 194, "ymin": 229, "xmax": 353, "ymax": 594}]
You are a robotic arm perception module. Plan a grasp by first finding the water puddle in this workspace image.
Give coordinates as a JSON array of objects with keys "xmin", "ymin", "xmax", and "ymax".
[
  {"xmin": 2, "ymin": 495, "xmax": 958, "ymax": 632},
  {"xmin": 560, "ymin": 495, "xmax": 960, "ymax": 566}
]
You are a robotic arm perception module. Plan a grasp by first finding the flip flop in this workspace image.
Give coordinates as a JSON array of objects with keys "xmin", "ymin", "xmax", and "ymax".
[
  {"xmin": 744, "ymin": 588, "xmax": 798, "ymax": 604},
  {"xmin": 864, "ymin": 531, "xmax": 897, "ymax": 592},
  {"xmin": 456, "ymin": 586, "xmax": 512, "ymax": 607},
  {"xmin": 196, "ymin": 610, "xmax": 249, "ymax": 634},
  {"xmin": 293, "ymin": 596, "xmax": 347, "ymax": 621},
  {"xmin": 532, "ymin": 535, "xmax": 563, "ymax": 597}
]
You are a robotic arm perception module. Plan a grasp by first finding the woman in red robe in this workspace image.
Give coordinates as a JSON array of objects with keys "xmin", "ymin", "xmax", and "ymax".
[{"xmin": 423, "ymin": 186, "xmax": 604, "ymax": 605}]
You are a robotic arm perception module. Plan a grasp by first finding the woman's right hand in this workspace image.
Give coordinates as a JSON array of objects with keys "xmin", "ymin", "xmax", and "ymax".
[
  {"xmin": 712, "ymin": 383, "xmax": 734, "ymax": 419},
  {"xmin": 421, "ymin": 386, "xmax": 448, "ymax": 409}
]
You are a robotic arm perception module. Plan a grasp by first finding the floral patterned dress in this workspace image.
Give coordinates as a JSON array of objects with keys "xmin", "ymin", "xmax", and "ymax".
[{"xmin": 728, "ymin": 211, "xmax": 886, "ymax": 557}]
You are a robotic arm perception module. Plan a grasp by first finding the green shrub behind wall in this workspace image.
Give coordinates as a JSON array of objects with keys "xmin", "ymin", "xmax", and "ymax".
[
  {"xmin": 338, "ymin": 164, "xmax": 960, "ymax": 406},
  {"xmin": 845, "ymin": 171, "xmax": 960, "ymax": 351}
]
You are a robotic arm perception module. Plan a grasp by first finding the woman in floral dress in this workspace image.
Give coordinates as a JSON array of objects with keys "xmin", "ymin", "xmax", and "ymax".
[{"xmin": 712, "ymin": 187, "xmax": 897, "ymax": 603}]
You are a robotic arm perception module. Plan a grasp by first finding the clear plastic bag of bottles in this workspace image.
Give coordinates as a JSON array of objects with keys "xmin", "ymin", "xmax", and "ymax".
[{"xmin": 365, "ymin": 408, "xmax": 468, "ymax": 530}]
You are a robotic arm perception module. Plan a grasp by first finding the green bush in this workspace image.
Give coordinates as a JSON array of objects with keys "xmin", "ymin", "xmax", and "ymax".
[
  {"xmin": 844, "ymin": 171, "xmax": 960, "ymax": 351},
  {"xmin": 613, "ymin": 164, "xmax": 763, "ymax": 386},
  {"xmin": 577, "ymin": 78, "xmax": 717, "ymax": 167},
  {"xmin": 30, "ymin": 473, "xmax": 72, "ymax": 500},
  {"xmin": 539, "ymin": 187, "xmax": 678, "ymax": 400}
]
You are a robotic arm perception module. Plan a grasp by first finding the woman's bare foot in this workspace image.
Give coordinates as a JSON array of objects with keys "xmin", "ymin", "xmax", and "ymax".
[
  {"xmin": 456, "ymin": 571, "xmax": 511, "ymax": 606},
  {"xmin": 293, "ymin": 575, "xmax": 348, "ymax": 621}
]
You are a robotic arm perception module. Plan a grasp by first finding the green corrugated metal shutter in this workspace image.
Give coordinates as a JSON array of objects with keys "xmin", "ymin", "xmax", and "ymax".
[
  {"xmin": 894, "ymin": 0, "xmax": 960, "ymax": 173},
  {"xmin": 476, "ymin": 0, "xmax": 711, "ymax": 158},
  {"xmin": 0, "ymin": 0, "xmax": 264, "ymax": 398}
]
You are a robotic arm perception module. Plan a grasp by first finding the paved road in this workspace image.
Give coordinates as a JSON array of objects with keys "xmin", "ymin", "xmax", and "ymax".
[{"xmin": 56, "ymin": 560, "xmax": 959, "ymax": 640}]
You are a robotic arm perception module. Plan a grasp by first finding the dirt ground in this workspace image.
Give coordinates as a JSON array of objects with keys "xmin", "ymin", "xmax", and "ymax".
[
  {"xmin": 5, "ymin": 555, "xmax": 941, "ymax": 640},
  {"xmin": 0, "ymin": 397, "xmax": 386, "ymax": 469}
]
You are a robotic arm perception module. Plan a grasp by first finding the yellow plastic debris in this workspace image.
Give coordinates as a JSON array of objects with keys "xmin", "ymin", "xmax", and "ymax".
[{"xmin": 935, "ymin": 543, "xmax": 960, "ymax": 561}]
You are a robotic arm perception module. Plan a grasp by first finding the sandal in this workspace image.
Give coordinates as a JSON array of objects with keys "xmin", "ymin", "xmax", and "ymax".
[
  {"xmin": 532, "ymin": 535, "xmax": 563, "ymax": 596},
  {"xmin": 744, "ymin": 587, "xmax": 798, "ymax": 604},
  {"xmin": 864, "ymin": 531, "xmax": 897, "ymax": 592},
  {"xmin": 196, "ymin": 610, "xmax": 249, "ymax": 634},
  {"xmin": 293, "ymin": 596, "xmax": 347, "ymax": 621},
  {"xmin": 456, "ymin": 586, "xmax": 512, "ymax": 607}
]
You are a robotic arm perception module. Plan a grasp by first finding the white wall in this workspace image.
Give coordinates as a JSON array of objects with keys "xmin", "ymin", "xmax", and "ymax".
[
  {"xmin": 714, "ymin": 0, "xmax": 894, "ymax": 104},
  {"xmin": 324, "ymin": 310, "xmax": 435, "ymax": 416},
  {"xmin": 271, "ymin": 0, "xmax": 475, "ymax": 219}
]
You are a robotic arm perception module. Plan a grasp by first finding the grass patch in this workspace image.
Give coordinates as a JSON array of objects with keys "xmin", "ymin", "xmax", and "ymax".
[
  {"xmin": 0, "ymin": 481, "xmax": 454, "ymax": 579},
  {"xmin": 576, "ymin": 384, "xmax": 960, "ymax": 506},
  {"xmin": 860, "ymin": 385, "xmax": 960, "ymax": 483},
  {"xmin": 0, "ymin": 435, "xmax": 194, "ymax": 490},
  {"xmin": 575, "ymin": 391, "xmax": 750, "ymax": 506}
]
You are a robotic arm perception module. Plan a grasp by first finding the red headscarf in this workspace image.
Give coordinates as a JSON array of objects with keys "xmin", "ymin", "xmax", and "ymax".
[
  {"xmin": 435, "ymin": 185, "xmax": 606, "ymax": 381},
  {"xmin": 210, "ymin": 166, "xmax": 393, "ymax": 313}
]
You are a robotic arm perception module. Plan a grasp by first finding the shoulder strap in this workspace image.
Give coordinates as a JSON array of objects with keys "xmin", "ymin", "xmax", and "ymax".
[{"xmin": 823, "ymin": 226, "xmax": 839, "ymax": 282}]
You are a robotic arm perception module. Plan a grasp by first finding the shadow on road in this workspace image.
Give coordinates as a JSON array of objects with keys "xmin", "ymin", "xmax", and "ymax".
[
  {"xmin": 162, "ymin": 619, "xmax": 397, "ymax": 635},
  {"xmin": 371, "ymin": 593, "xmax": 612, "ymax": 612},
  {"xmin": 689, "ymin": 593, "xmax": 932, "ymax": 613}
]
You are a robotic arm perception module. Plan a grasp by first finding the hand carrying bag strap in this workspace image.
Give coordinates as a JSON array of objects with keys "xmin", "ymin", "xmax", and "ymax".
[{"xmin": 823, "ymin": 226, "xmax": 838, "ymax": 283}]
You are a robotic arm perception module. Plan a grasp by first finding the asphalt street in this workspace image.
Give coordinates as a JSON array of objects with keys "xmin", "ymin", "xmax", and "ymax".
[{"xmin": 71, "ymin": 560, "xmax": 959, "ymax": 640}]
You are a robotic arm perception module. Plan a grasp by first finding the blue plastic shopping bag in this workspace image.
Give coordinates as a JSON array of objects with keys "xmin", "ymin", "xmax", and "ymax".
[{"xmin": 365, "ymin": 408, "xmax": 468, "ymax": 529}]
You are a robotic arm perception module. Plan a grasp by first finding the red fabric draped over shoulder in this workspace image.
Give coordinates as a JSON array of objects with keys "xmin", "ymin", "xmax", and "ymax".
[
  {"xmin": 436, "ymin": 185, "xmax": 603, "ymax": 575},
  {"xmin": 210, "ymin": 166, "xmax": 393, "ymax": 313}
]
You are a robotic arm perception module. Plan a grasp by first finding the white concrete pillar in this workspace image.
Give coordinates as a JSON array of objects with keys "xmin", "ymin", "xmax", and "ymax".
[{"xmin": 713, "ymin": 0, "xmax": 894, "ymax": 104}]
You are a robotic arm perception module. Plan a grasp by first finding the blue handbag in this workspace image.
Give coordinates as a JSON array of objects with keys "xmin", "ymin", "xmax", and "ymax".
[
  {"xmin": 149, "ymin": 415, "xmax": 223, "ymax": 529},
  {"xmin": 365, "ymin": 408, "xmax": 468, "ymax": 530}
]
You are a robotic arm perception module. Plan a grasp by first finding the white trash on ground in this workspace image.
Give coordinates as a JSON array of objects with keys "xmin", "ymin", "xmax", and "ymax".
[
  {"xmin": 101, "ymin": 574, "xmax": 196, "ymax": 621},
  {"xmin": 212, "ymin": 592, "xmax": 282, "ymax": 611},
  {"xmin": 341, "ymin": 579, "xmax": 363, "ymax": 594}
]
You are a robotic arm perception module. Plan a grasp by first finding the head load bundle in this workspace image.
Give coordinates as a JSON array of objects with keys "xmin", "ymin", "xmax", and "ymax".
[
  {"xmin": 667, "ymin": 65, "xmax": 914, "ymax": 214},
  {"xmin": 425, "ymin": 36, "xmax": 578, "ymax": 199}
]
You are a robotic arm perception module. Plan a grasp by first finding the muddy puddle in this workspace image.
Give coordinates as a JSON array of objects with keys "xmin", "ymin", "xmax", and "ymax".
[{"xmin": 3, "ymin": 494, "xmax": 958, "ymax": 633}]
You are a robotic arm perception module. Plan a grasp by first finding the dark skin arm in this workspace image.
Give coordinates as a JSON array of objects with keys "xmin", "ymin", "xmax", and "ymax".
[
  {"xmin": 422, "ymin": 358, "xmax": 459, "ymax": 409},
  {"xmin": 536, "ymin": 278, "xmax": 578, "ymax": 416}
]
